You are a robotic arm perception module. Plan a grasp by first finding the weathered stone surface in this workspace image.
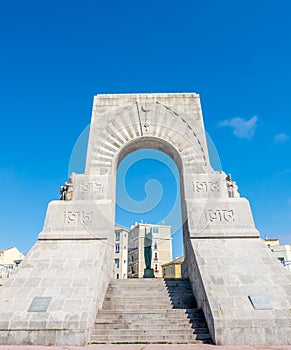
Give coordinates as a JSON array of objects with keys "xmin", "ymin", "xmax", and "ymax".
[
  {"xmin": 183, "ymin": 237, "xmax": 291, "ymax": 345},
  {"xmin": 0, "ymin": 240, "xmax": 113, "ymax": 345},
  {"xmin": 187, "ymin": 198, "xmax": 259, "ymax": 238},
  {"xmin": 38, "ymin": 199, "xmax": 114, "ymax": 240}
]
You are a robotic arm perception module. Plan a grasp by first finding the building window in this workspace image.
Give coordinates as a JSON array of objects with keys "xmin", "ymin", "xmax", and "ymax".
[
  {"xmin": 163, "ymin": 267, "xmax": 166, "ymax": 277},
  {"xmin": 116, "ymin": 273, "xmax": 119, "ymax": 279},
  {"xmin": 154, "ymin": 241, "xmax": 158, "ymax": 249},
  {"xmin": 154, "ymin": 252, "xmax": 158, "ymax": 260},
  {"xmin": 152, "ymin": 227, "xmax": 159, "ymax": 234},
  {"xmin": 115, "ymin": 231, "xmax": 120, "ymax": 241},
  {"xmin": 114, "ymin": 258, "xmax": 120, "ymax": 268},
  {"xmin": 154, "ymin": 263, "xmax": 158, "ymax": 272},
  {"xmin": 115, "ymin": 243, "xmax": 120, "ymax": 253},
  {"xmin": 170, "ymin": 265, "xmax": 174, "ymax": 275}
]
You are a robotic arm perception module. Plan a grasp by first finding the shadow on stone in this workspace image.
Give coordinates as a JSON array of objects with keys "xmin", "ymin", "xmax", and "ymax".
[{"xmin": 164, "ymin": 278, "xmax": 212, "ymax": 344}]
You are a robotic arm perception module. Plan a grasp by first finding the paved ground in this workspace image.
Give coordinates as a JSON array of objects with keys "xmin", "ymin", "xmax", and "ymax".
[{"xmin": 1, "ymin": 345, "xmax": 291, "ymax": 350}]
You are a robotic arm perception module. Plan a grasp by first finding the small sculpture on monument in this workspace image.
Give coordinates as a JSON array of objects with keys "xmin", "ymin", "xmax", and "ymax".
[
  {"xmin": 225, "ymin": 173, "xmax": 239, "ymax": 198},
  {"xmin": 59, "ymin": 175, "xmax": 74, "ymax": 201},
  {"xmin": 143, "ymin": 229, "xmax": 154, "ymax": 278}
]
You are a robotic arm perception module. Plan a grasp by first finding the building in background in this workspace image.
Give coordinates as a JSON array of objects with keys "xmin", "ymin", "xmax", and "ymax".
[
  {"xmin": 114, "ymin": 226, "xmax": 128, "ymax": 279},
  {"xmin": 162, "ymin": 256, "xmax": 184, "ymax": 278},
  {"xmin": 0, "ymin": 247, "xmax": 25, "ymax": 279},
  {"xmin": 264, "ymin": 238, "xmax": 280, "ymax": 248},
  {"xmin": 264, "ymin": 238, "xmax": 291, "ymax": 272},
  {"xmin": 128, "ymin": 223, "xmax": 172, "ymax": 278}
]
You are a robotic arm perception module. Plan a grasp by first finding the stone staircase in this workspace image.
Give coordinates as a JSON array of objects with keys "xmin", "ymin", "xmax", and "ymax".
[{"xmin": 91, "ymin": 278, "xmax": 212, "ymax": 344}]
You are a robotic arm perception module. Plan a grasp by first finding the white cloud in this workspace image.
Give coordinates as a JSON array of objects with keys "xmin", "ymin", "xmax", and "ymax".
[
  {"xmin": 218, "ymin": 116, "xmax": 258, "ymax": 139},
  {"xmin": 274, "ymin": 132, "xmax": 289, "ymax": 144}
]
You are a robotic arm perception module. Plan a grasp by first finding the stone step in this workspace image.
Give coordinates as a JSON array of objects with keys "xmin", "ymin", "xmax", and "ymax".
[
  {"xmin": 94, "ymin": 313, "xmax": 206, "ymax": 322},
  {"xmin": 110, "ymin": 278, "xmax": 190, "ymax": 282},
  {"xmin": 101, "ymin": 302, "xmax": 171, "ymax": 309},
  {"xmin": 106, "ymin": 292, "xmax": 195, "ymax": 296},
  {"xmin": 98, "ymin": 308, "xmax": 204, "ymax": 317},
  {"xmin": 91, "ymin": 340, "xmax": 211, "ymax": 344},
  {"xmin": 91, "ymin": 278, "xmax": 211, "ymax": 344},
  {"xmin": 92, "ymin": 328, "xmax": 210, "ymax": 336},
  {"xmin": 164, "ymin": 278, "xmax": 190, "ymax": 281},
  {"xmin": 104, "ymin": 294, "xmax": 195, "ymax": 300},
  {"xmin": 101, "ymin": 303, "xmax": 197, "ymax": 310},
  {"xmin": 107, "ymin": 286, "xmax": 194, "ymax": 290},
  {"xmin": 91, "ymin": 333, "xmax": 212, "ymax": 343},
  {"xmin": 96, "ymin": 308, "xmax": 204, "ymax": 316},
  {"xmin": 93, "ymin": 322, "xmax": 207, "ymax": 334},
  {"xmin": 93, "ymin": 322, "xmax": 208, "ymax": 330},
  {"xmin": 107, "ymin": 286, "xmax": 194, "ymax": 292},
  {"xmin": 109, "ymin": 279, "xmax": 190, "ymax": 284},
  {"xmin": 106, "ymin": 290, "xmax": 194, "ymax": 295},
  {"xmin": 103, "ymin": 300, "xmax": 196, "ymax": 307},
  {"xmin": 102, "ymin": 301, "xmax": 196, "ymax": 306},
  {"xmin": 95, "ymin": 317, "xmax": 206, "ymax": 324},
  {"xmin": 109, "ymin": 282, "xmax": 192, "ymax": 287},
  {"xmin": 106, "ymin": 291, "xmax": 193, "ymax": 296},
  {"xmin": 96, "ymin": 311, "xmax": 205, "ymax": 322},
  {"xmin": 109, "ymin": 281, "xmax": 192, "ymax": 286},
  {"xmin": 107, "ymin": 287, "xmax": 174, "ymax": 290}
]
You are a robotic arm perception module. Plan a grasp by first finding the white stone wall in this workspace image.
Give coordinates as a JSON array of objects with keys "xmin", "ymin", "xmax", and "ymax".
[
  {"xmin": 0, "ymin": 239, "xmax": 113, "ymax": 345},
  {"xmin": 183, "ymin": 237, "xmax": 291, "ymax": 345}
]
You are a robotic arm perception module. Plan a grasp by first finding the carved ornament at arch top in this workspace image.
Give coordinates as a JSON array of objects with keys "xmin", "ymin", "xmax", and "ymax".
[{"xmin": 85, "ymin": 97, "xmax": 212, "ymax": 176}]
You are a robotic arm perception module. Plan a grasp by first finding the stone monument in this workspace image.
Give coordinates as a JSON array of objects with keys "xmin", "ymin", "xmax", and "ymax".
[
  {"xmin": 0, "ymin": 93, "xmax": 290, "ymax": 345},
  {"xmin": 143, "ymin": 230, "xmax": 154, "ymax": 278}
]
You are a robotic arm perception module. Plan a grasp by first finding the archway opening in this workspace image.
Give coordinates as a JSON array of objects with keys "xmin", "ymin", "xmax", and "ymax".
[{"xmin": 114, "ymin": 148, "xmax": 184, "ymax": 278}]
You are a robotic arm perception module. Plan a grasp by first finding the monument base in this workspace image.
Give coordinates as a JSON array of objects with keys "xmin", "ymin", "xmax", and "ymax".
[
  {"xmin": 143, "ymin": 268, "xmax": 154, "ymax": 278},
  {"xmin": 182, "ymin": 236, "xmax": 291, "ymax": 345}
]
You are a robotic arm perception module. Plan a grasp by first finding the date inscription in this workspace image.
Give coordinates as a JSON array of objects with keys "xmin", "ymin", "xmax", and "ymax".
[
  {"xmin": 78, "ymin": 181, "xmax": 104, "ymax": 198},
  {"xmin": 193, "ymin": 181, "xmax": 220, "ymax": 192},
  {"xmin": 204, "ymin": 209, "xmax": 235, "ymax": 223},
  {"xmin": 64, "ymin": 211, "xmax": 93, "ymax": 225}
]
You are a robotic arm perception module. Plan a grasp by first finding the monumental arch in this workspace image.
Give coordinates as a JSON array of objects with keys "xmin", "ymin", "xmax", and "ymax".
[{"xmin": 0, "ymin": 93, "xmax": 291, "ymax": 345}]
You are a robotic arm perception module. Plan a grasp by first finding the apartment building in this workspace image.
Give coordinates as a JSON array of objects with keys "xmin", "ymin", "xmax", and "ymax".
[
  {"xmin": 127, "ymin": 223, "xmax": 172, "ymax": 278},
  {"xmin": 0, "ymin": 247, "xmax": 24, "ymax": 279},
  {"xmin": 114, "ymin": 226, "xmax": 128, "ymax": 279},
  {"xmin": 264, "ymin": 238, "xmax": 291, "ymax": 272}
]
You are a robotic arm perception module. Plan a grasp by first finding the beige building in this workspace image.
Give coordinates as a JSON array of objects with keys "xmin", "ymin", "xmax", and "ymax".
[
  {"xmin": 0, "ymin": 247, "xmax": 24, "ymax": 279},
  {"xmin": 264, "ymin": 238, "xmax": 280, "ymax": 248},
  {"xmin": 114, "ymin": 226, "xmax": 128, "ymax": 279},
  {"xmin": 264, "ymin": 238, "xmax": 291, "ymax": 272},
  {"xmin": 128, "ymin": 223, "xmax": 172, "ymax": 278}
]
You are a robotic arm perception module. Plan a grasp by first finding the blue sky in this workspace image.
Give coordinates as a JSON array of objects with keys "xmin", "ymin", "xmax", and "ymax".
[{"xmin": 0, "ymin": 0, "xmax": 291, "ymax": 256}]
